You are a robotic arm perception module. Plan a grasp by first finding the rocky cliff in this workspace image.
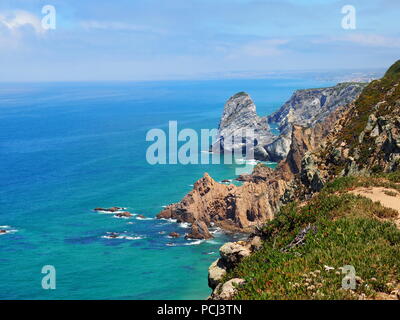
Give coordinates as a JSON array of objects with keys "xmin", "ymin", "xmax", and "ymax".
[
  {"xmin": 298, "ymin": 61, "xmax": 400, "ymax": 191},
  {"xmin": 157, "ymin": 62, "xmax": 400, "ymax": 242},
  {"xmin": 157, "ymin": 169, "xmax": 288, "ymax": 238},
  {"xmin": 266, "ymin": 82, "xmax": 367, "ymax": 161},
  {"xmin": 211, "ymin": 92, "xmax": 275, "ymax": 159},
  {"xmin": 207, "ymin": 60, "xmax": 400, "ymax": 300}
]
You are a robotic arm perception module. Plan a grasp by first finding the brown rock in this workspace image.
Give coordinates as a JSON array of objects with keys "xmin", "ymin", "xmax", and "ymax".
[
  {"xmin": 157, "ymin": 172, "xmax": 287, "ymax": 236},
  {"xmin": 185, "ymin": 221, "xmax": 213, "ymax": 240},
  {"xmin": 168, "ymin": 232, "xmax": 180, "ymax": 238},
  {"xmin": 115, "ymin": 211, "xmax": 132, "ymax": 218},
  {"xmin": 94, "ymin": 207, "xmax": 122, "ymax": 212}
]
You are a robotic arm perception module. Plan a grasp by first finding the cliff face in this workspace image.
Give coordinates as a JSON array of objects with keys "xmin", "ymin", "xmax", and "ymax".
[
  {"xmin": 266, "ymin": 83, "xmax": 367, "ymax": 161},
  {"xmin": 211, "ymin": 92, "xmax": 275, "ymax": 160},
  {"xmin": 299, "ymin": 61, "xmax": 400, "ymax": 191}
]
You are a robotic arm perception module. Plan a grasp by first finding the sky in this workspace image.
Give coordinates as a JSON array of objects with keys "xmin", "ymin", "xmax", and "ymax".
[{"xmin": 0, "ymin": 0, "xmax": 399, "ymax": 82}]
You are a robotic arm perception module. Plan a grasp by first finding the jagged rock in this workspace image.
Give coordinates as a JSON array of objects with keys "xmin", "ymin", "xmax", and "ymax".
[
  {"xmin": 157, "ymin": 171, "xmax": 287, "ymax": 237},
  {"xmin": 268, "ymin": 83, "xmax": 367, "ymax": 134},
  {"xmin": 168, "ymin": 232, "xmax": 180, "ymax": 238},
  {"xmin": 185, "ymin": 221, "xmax": 213, "ymax": 240},
  {"xmin": 211, "ymin": 278, "xmax": 246, "ymax": 300},
  {"xmin": 114, "ymin": 211, "xmax": 132, "ymax": 218},
  {"xmin": 220, "ymin": 241, "xmax": 251, "ymax": 268},
  {"xmin": 286, "ymin": 126, "xmax": 315, "ymax": 174},
  {"xmin": 208, "ymin": 259, "xmax": 227, "ymax": 289},
  {"xmin": 211, "ymin": 92, "xmax": 274, "ymax": 159},
  {"xmin": 300, "ymin": 153, "xmax": 324, "ymax": 192},
  {"xmin": 254, "ymin": 145, "xmax": 269, "ymax": 161},
  {"xmin": 265, "ymin": 133, "xmax": 292, "ymax": 161}
]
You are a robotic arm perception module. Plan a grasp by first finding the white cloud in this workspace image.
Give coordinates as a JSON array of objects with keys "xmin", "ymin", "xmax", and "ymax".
[{"xmin": 0, "ymin": 10, "xmax": 44, "ymax": 34}]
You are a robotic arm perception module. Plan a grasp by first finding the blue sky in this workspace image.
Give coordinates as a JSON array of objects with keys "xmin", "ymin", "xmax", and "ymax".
[{"xmin": 0, "ymin": 0, "xmax": 399, "ymax": 81}]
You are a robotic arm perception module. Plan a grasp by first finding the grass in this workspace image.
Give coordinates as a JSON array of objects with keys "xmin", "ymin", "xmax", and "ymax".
[
  {"xmin": 225, "ymin": 176, "xmax": 400, "ymax": 300},
  {"xmin": 384, "ymin": 190, "xmax": 398, "ymax": 197}
]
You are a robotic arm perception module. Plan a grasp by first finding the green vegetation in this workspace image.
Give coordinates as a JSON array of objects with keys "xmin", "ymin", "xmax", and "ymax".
[
  {"xmin": 226, "ymin": 176, "xmax": 400, "ymax": 300},
  {"xmin": 384, "ymin": 190, "xmax": 398, "ymax": 197}
]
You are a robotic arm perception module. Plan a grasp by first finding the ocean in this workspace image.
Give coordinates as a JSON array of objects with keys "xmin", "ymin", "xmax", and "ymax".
[{"xmin": 0, "ymin": 78, "xmax": 334, "ymax": 299}]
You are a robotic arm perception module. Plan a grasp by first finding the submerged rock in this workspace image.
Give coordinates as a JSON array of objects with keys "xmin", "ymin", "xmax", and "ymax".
[
  {"xmin": 168, "ymin": 232, "xmax": 180, "ymax": 238},
  {"xmin": 94, "ymin": 207, "xmax": 123, "ymax": 212},
  {"xmin": 114, "ymin": 211, "xmax": 133, "ymax": 218}
]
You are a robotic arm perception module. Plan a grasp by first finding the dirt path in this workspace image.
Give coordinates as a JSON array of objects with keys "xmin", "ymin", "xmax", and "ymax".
[{"xmin": 350, "ymin": 187, "xmax": 400, "ymax": 228}]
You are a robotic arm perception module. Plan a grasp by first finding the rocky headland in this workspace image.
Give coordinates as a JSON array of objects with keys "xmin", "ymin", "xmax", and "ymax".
[
  {"xmin": 207, "ymin": 60, "xmax": 400, "ymax": 300},
  {"xmin": 156, "ymin": 60, "xmax": 400, "ymax": 300}
]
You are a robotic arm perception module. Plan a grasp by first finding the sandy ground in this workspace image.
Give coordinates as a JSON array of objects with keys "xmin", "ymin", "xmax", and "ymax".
[{"xmin": 350, "ymin": 187, "xmax": 400, "ymax": 228}]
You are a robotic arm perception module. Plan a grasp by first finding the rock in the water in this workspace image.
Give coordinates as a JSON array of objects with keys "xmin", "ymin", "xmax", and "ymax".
[
  {"xmin": 211, "ymin": 92, "xmax": 274, "ymax": 159},
  {"xmin": 219, "ymin": 241, "xmax": 251, "ymax": 268},
  {"xmin": 156, "ymin": 171, "xmax": 287, "ymax": 236},
  {"xmin": 94, "ymin": 207, "xmax": 122, "ymax": 212},
  {"xmin": 208, "ymin": 259, "xmax": 227, "ymax": 289},
  {"xmin": 115, "ymin": 211, "xmax": 132, "ymax": 218},
  {"xmin": 168, "ymin": 232, "xmax": 180, "ymax": 238},
  {"xmin": 185, "ymin": 221, "xmax": 213, "ymax": 240}
]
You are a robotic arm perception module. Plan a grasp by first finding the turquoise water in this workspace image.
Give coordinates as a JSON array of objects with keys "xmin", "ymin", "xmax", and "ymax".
[{"xmin": 0, "ymin": 78, "xmax": 333, "ymax": 299}]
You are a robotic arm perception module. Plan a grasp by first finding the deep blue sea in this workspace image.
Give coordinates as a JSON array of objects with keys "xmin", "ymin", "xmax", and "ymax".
[{"xmin": 0, "ymin": 78, "xmax": 334, "ymax": 299}]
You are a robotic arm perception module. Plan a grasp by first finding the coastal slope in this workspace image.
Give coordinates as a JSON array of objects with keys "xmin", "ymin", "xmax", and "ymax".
[{"xmin": 208, "ymin": 60, "xmax": 400, "ymax": 300}]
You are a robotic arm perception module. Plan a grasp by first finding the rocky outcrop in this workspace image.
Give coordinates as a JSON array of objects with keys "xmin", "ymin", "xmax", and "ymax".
[
  {"xmin": 114, "ymin": 211, "xmax": 132, "ymax": 218},
  {"xmin": 208, "ymin": 259, "xmax": 227, "ymax": 289},
  {"xmin": 219, "ymin": 241, "xmax": 252, "ymax": 269},
  {"xmin": 209, "ymin": 278, "xmax": 246, "ymax": 300},
  {"xmin": 211, "ymin": 92, "xmax": 275, "ymax": 160},
  {"xmin": 185, "ymin": 221, "xmax": 213, "ymax": 240},
  {"xmin": 266, "ymin": 83, "xmax": 367, "ymax": 161},
  {"xmin": 168, "ymin": 232, "xmax": 180, "ymax": 238},
  {"xmin": 306, "ymin": 61, "xmax": 400, "ymax": 182},
  {"xmin": 94, "ymin": 207, "xmax": 124, "ymax": 213},
  {"xmin": 208, "ymin": 236, "xmax": 262, "ymax": 298},
  {"xmin": 157, "ymin": 169, "xmax": 288, "ymax": 239}
]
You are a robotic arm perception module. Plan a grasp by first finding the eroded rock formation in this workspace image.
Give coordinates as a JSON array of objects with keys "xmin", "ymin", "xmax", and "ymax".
[{"xmin": 211, "ymin": 92, "xmax": 275, "ymax": 160}]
